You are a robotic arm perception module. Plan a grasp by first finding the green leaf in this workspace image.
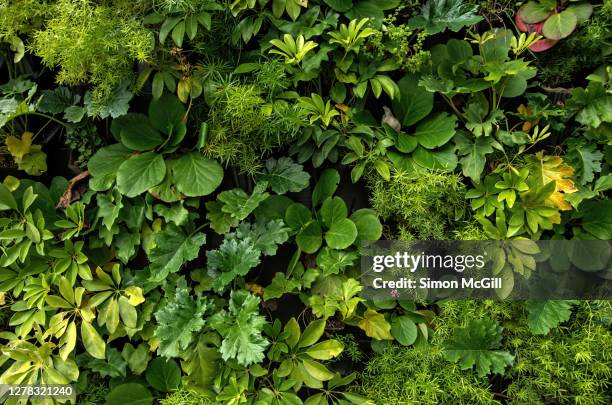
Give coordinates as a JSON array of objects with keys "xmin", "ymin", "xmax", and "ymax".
[
  {"xmin": 112, "ymin": 114, "xmax": 163, "ymax": 151},
  {"xmin": 325, "ymin": 218, "xmax": 358, "ymax": 249},
  {"xmin": 154, "ymin": 277, "xmax": 210, "ymax": 357},
  {"xmin": 117, "ymin": 152, "xmax": 166, "ymax": 197},
  {"xmin": 171, "ymin": 152, "xmax": 223, "ymax": 197},
  {"xmin": 414, "ymin": 113, "xmax": 457, "ymax": 149},
  {"xmin": 566, "ymin": 141, "xmax": 603, "ymax": 185},
  {"xmin": 218, "ymin": 183, "xmax": 270, "ymax": 221},
  {"xmin": 455, "ymin": 133, "xmax": 494, "ymax": 182},
  {"xmin": 316, "ymin": 247, "xmax": 358, "ymax": 276},
  {"xmin": 297, "ymin": 221, "xmax": 323, "ymax": 253},
  {"xmin": 526, "ymin": 300, "xmax": 577, "ymax": 335},
  {"xmin": 408, "ymin": 0, "xmax": 483, "ymax": 34},
  {"xmin": 148, "ymin": 223, "xmax": 206, "ymax": 282},
  {"xmin": 312, "ymin": 169, "xmax": 340, "ymax": 207},
  {"xmin": 350, "ymin": 209, "xmax": 382, "ymax": 244},
  {"xmin": 88, "ymin": 144, "xmax": 133, "ymax": 179},
  {"xmin": 542, "ymin": 11, "xmax": 577, "ymax": 40},
  {"xmin": 148, "ymin": 94, "xmax": 186, "ymax": 139},
  {"xmin": 234, "ymin": 219, "xmax": 290, "ymax": 256},
  {"xmin": 209, "ymin": 290, "xmax": 269, "ymax": 366},
  {"xmin": 105, "ymin": 383, "xmax": 152, "ymax": 405},
  {"xmin": 208, "ymin": 237, "xmax": 261, "ymax": 291},
  {"xmin": 84, "ymin": 347, "xmax": 126, "ymax": 378},
  {"xmin": 443, "ymin": 317, "xmax": 513, "ymax": 377},
  {"xmin": 81, "ymin": 321, "xmax": 106, "ymax": 360},
  {"xmin": 324, "ymin": 0, "xmax": 353, "ymax": 12},
  {"xmin": 412, "ymin": 145, "xmax": 458, "ymax": 171},
  {"xmin": 320, "ymin": 197, "xmax": 348, "ymax": 228},
  {"xmin": 395, "ymin": 133, "xmax": 418, "ymax": 153},
  {"xmin": 145, "ymin": 357, "xmax": 181, "ymax": 392},
  {"xmin": 518, "ymin": 1, "xmax": 553, "ymax": 24},
  {"xmin": 0, "ymin": 183, "xmax": 17, "ymax": 211},
  {"xmin": 260, "ymin": 157, "xmax": 310, "ymax": 194},
  {"xmin": 298, "ymin": 319, "xmax": 326, "ymax": 348},
  {"xmin": 393, "ymin": 74, "xmax": 434, "ymax": 126},
  {"xmin": 285, "ymin": 203, "xmax": 313, "ymax": 230},
  {"xmin": 391, "ymin": 316, "xmax": 418, "ymax": 346}
]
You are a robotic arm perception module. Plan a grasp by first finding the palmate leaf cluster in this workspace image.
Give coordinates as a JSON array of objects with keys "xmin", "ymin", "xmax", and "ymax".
[{"xmin": 0, "ymin": 0, "xmax": 611, "ymax": 404}]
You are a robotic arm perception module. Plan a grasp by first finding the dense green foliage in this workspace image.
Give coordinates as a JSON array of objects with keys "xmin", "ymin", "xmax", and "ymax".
[{"xmin": 0, "ymin": 0, "xmax": 610, "ymax": 404}]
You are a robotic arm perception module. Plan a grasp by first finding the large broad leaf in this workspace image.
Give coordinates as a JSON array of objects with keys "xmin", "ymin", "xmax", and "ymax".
[
  {"xmin": 148, "ymin": 94, "xmax": 186, "ymax": 136},
  {"xmin": 414, "ymin": 113, "xmax": 457, "ymax": 149},
  {"xmin": 116, "ymin": 152, "xmax": 166, "ymax": 197},
  {"xmin": 517, "ymin": 1, "xmax": 552, "ymax": 24},
  {"xmin": 88, "ymin": 144, "xmax": 133, "ymax": 178},
  {"xmin": 350, "ymin": 209, "xmax": 382, "ymax": 243},
  {"xmin": 392, "ymin": 74, "xmax": 434, "ymax": 126},
  {"xmin": 580, "ymin": 200, "xmax": 612, "ymax": 239},
  {"xmin": 323, "ymin": 0, "xmax": 353, "ymax": 12},
  {"xmin": 542, "ymin": 10, "xmax": 577, "ymax": 40},
  {"xmin": 325, "ymin": 218, "xmax": 357, "ymax": 249},
  {"xmin": 444, "ymin": 317, "xmax": 513, "ymax": 377},
  {"xmin": 259, "ymin": 157, "xmax": 310, "ymax": 194},
  {"xmin": 148, "ymin": 223, "xmax": 207, "ymax": 282},
  {"xmin": 297, "ymin": 221, "xmax": 323, "ymax": 253},
  {"xmin": 412, "ymin": 145, "xmax": 458, "ymax": 171},
  {"xmin": 145, "ymin": 358, "xmax": 181, "ymax": 392},
  {"xmin": 105, "ymin": 383, "xmax": 152, "ymax": 405},
  {"xmin": 320, "ymin": 196, "xmax": 348, "ymax": 228},
  {"xmin": 526, "ymin": 300, "xmax": 577, "ymax": 335},
  {"xmin": 409, "ymin": 0, "xmax": 483, "ymax": 34},
  {"xmin": 171, "ymin": 152, "xmax": 223, "ymax": 197},
  {"xmin": 111, "ymin": 114, "xmax": 162, "ymax": 151},
  {"xmin": 154, "ymin": 277, "xmax": 210, "ymax": 358}
]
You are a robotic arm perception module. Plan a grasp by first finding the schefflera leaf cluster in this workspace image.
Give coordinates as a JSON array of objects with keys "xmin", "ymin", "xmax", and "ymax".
[{"xmin": 88, "ymin": 94, "xmax": 223, "ymax": 200}]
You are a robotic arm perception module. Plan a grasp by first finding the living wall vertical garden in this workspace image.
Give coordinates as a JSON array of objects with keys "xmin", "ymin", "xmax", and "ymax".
[{"xmin": 0, "ymin": 0, "xmax": 611, "ymax": 403}]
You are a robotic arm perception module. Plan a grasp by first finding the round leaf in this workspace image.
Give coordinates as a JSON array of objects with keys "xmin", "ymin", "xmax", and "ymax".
[
  {"xmin": 542, "ymin": 11, "xmax": 577, "ymax": 40},
  {"xmin": 171, "ymin": 152, "xmax": 223, "ymax": 197},
  {"xmin": 145, "ymin": 357, "xmax": 182, "ymax": 392},
  {"xmin": 391, "ymin": 316, "xmax": 418, "ymax": 346},
  {"xmin": 117, "ymin": 152, "xmax": 166, "ymax": 197},
  {"xmin": 112, "ymin": 114, "xmax": 162, "ymax": 151},
  {"xmin": 325, "ymin": 218, "xmax": 357, "ymax": 249},
  {"xmin": 320, "ymin": 196, "xmax": 348, "ymax": 228}
]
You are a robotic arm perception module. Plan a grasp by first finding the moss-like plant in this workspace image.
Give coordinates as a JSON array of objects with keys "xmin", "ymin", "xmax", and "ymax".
[
  {"xmin": 30, "ymin": 0, "xmax": 153, "ymax": 105},
  {"xmin": 359, "ymin": 345, "xmax": 500, "ymax": 404},
  {"xmin": 368, "ymin": 170, "xmax": 469, "ymax": 239}
]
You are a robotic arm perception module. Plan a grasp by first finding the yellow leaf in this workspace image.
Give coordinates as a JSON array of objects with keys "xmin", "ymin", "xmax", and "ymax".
[
  {"xmin": 125, "ymin": 286, "xmax": 145, "ymax": 306},
  {"xmin": 527, "ymin": 152, "xmax": 577, "ymax": 211},
  {"xmin": 6, "ymin": 132, "xmax": 33, "ymax": 160},
  {"xmin": 358, "ymin": 309, "xmax": 393, "ymax": 340}
]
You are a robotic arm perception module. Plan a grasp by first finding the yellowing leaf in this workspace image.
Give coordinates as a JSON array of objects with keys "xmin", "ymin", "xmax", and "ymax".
[
  {"xmin": 6, "ymin": 132, "xmax": 33, "ymax": 160},
  {"xmin": 125, "ymin": 286, "xmax": 145, "ymax": 306},
  {"xmin": 527, "ymin": 152, "xmax": 577, "ymax": 210},
  {"xmin": 358, "ymin": 309, "xmax": 392, "ymax": 340}
]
